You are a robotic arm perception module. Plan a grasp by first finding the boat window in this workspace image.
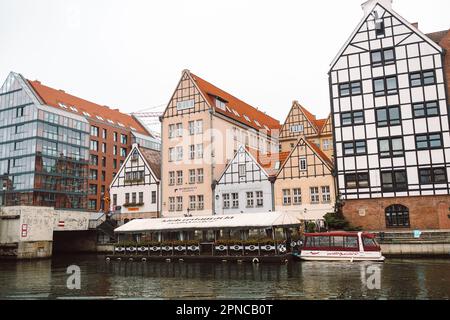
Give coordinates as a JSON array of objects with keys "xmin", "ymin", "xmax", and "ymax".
[
  {"xmin": 331, "ymin": 236, "xmax": 344, "ymax": 247},
  {"xmin": 344, "ymin": 236, "xmax": 358, "ymax": 248},
  {"xmin": 362, "ymin": 237, "xmax": 378, "ymax": 248}
]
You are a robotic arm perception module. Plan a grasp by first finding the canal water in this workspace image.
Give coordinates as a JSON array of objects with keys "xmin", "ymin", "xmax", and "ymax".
[{"xmin": 0, "ymin": 254, "xmax": 450, "ymax": 299}]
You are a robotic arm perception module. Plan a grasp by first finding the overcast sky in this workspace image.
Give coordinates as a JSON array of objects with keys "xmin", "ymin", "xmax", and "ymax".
[{"xmin": 1, "ymin": 0, "xmax": 449, "ymax": 128}]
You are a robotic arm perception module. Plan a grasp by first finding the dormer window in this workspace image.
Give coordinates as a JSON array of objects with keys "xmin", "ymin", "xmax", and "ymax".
[
  {"xmin": 58, "ymin": 102, "xmax": 68, "ymax": 109},
  {"xmin": 244, "ymin": 115, "xmax": 251, "ymax": 122},
  {"xmin": 215, "ymin": 97, "xmax": 227, "ymax": 111},
  {"xmin": 69, "ymin": 106, "xmax": 78, "ymax": 112},
  {"xmin": 232, "ymin": 109, "xmax": 240, "ymax": 117},
  {"xmin": 96, "ymin": 115, "xmax": 104, "ymax": 121},
  {"xmin": 82, "ymin": 111, "xmax": 90, "ymax": 117},
  {"xmin": 254, "ymin": 120, "xmax": 261, "ymax": 127}
]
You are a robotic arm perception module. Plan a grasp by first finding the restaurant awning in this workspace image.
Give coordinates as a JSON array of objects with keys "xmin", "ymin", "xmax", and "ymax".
[{"xmin": 114, "ymin": 212, "xmax": 302, "ymax": 234}]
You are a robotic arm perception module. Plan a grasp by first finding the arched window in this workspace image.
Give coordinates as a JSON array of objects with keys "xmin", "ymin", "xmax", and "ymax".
[{"xmin": 385, "ymin": 204, "xmax": 410, "ymax": 228}]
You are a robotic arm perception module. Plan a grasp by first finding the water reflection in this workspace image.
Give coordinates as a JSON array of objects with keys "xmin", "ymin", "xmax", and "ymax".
[{"xmin": 0, "ymin": 255, "xmax": 450, "ymax": 299}]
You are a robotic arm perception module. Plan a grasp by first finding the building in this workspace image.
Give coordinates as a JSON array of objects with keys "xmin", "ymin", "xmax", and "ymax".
[
  {"xmin": 109, "ymin": 144, "xmax": 161, "ymax": 224},
  {"xmin": 0, "ymin": 71, "xmax": 160, "ymax": 211},
  {"xmin": 274, "ymin": 137, "xmax": 335, "ymax": 222},
  {"xmin": 214, "ymin": 145, "xmax": 290, "ymax": 215},
  {"xmin": 329, "ymin": 0, "xmax": 450, "ymax": 230},
  {"xmin": 279, "ymin": 101, "xmax": 333, "ymax": 159},
  {"xmin": 160, "ymin": 70, "xmax": 281, "ymax": 217}
]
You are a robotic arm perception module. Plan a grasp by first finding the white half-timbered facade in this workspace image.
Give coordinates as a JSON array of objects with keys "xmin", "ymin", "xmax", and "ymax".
[
  {"xmin": 329, "ymin": 0, "xmax": 450, "ymax": 230},
  {"xmin": 110, "ymin": 144, "xmax": 161, "ymax": 224},
  {"xmin": 214, "ymin": 146, "xmax": 278, "ymax": 215}
]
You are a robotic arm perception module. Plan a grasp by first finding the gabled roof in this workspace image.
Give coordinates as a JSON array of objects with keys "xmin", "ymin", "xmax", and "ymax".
[
  {"xmin": 305, "ymin": 138, "xmax": 333, "ymax": 168},
  {"xmin": 246, "ymin": 147, "xmax": 290, "ymax": 177},
  {"xmin": 282, "ymin": 101, "xmax": 329, "ymax": 136},
  {"xmin": 27, "ymin": 79, "xmax": 150, "ymax": 136},
  {"xmin": 140, "ymin": 147, "xmax": 161, "ymax": 180},
  {"xmin": 189, "ymin": 71, "xmax": 281, "ymax": 136},
  {"xmin": 329, "ymin": 1, "xmax": 443, "ymax": 71}
]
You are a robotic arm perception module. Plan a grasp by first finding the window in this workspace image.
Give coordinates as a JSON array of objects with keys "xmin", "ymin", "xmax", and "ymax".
[
  {"xmin": 195, "ymin": 120, "xmax": 203, "ymax": 134},
  {"xmin": 290, "ymin": 124, "xmax": 304, "ymax": 133},
  {"xmin": 169, "ymin": 171, "xmax": 175, "ymax": 185},
  {"xmin": 113, "ymin": 145, "xmax": 117, "ymax": 155},
  {"xmin": 89, "ymin": 184, "xmax": 97, "ymax": 195},
  {"xmin": 238, "ymin": 164, "xmax": 246, "ymax": 177},
  {"xmin": 189, "ymin": 195, "xmax": 196, "ymax": 210},
  {"xmin": 216, "ymin": 98, "xmax": 226, "ymax": 110},
  {"xmin": 88, "ymin": 200, "xmax": 97, "ymax": 210},
  {"xmin": 410, "ymin": 70, "xmax": 436, "ymax": 87},
  {"xmin": 120, "ymin": 148, "xmax": 127, "ymax": 157},
  {"xmin": 189, "ymin": 169, "xmax": 196, "ymax": 184},
  {"xmin": 196, "ymin": 144, "xmax": 203, "ymax": 158},
  {"xmin": 90, "ymin": 126, "xmax": 99, "ymax": 136},
  {"xmin": 169, "ymin": 148, "xmax": 175, "ymax": 162},
  {"xmin": 378, "ymin": 137, "xmax": 404, "ymax": 158},
  {"xmin": 102, "ymin": 157, "xmax": 106, "ymax": 167},
  {"xmin": 373, "ymin": 76, "xmax": 398, "ymax": 96},
  {"xmin": 112, "ymin": 194, "xmax": 117, "ymax": 207},
  {"xmin": 231, "ymin": 193, "xmax": 239, "ymax": 208},
  {"xmin": 90, "ymin": 140, "xmax": 98, "ymax": 151},
  {"xmin": 223, "ymin": 193, "xmax": 230, "ymax": 209},
  {"xmin": 282, "ymin": 189, "xmax": 291, "ymax": 205},
  {"xmin": 120, "ymin": 134, "xmax": 127, "ymax": 145},
  {"xmin": 246, "ymin": 192, "xmax": 254, "ymax": 207},
  {"xmin": 310, "ymin": 187, "xmax": 319, "ymax": 204},
  {"xmin": 341, "ymin": 111, "xmax": 364, "ymax": 126},
  {"xmin": 169, "ymin": 124, "xmax": 175, "ymax": 138},
  {"xmin": 176, "ymin": 196, "xmax": 183, "ymax": 211},
  {"xmin": 90, "ymin": 169, "xmax": 98, "ymax": 180},
  {"xmin": 376, "ymin": 106, "xmax": 400, "ymax": 127},
  {"xmin": 299, "ymin": 157, "xmax": 307, "ymax": 171},
  {"xmin": 343, "ymin": 140, "xmax": 366, "ymax": 156},
  {"xmin": 169, "ymin": 197, "xmax": 175, "ymax": 212},
  {"xmin": 16, "ymin": 106, "xmax": 25, "ymax": 118},
  {"xmin": 102, "ymin": 129, "xmax": 107, "ymax": 139},
  {"xmin": 176, "ymin": 146, "xmax": 183, "ymax": 161},
  {"xmin": 381, "ymin": 170, "xmax": 408, "ymax": 192},
  {"xmin": 101, "ymin": 171, "xmax": 106, "ymax": 182},
  {"xmin": 102, "ymin": 143, "xmax": 106, "ymax": 153},
  {"xmin": 323, "ymin": 139, "xmax": 330, "ymax": 151},
  {"xmin": 188, "ymin": 121, "xmax": 195, "ymax": 135},
  {"xmin": 370, "ymin": 48, "xmax": 395, "ymax": 66},
  {"xmin": 176, "ymin": 123, "xmax": 183, "ymax": 137},
  {"xmin": 138, "ymin": 192, "xmax": 143, "ymax": 204},
  {"xmin": 189, "ymin": 145, "xmax": 195, "ymax": 160},
  {"xmin": 177, "ymin": 99, "xmax": 195, "ymax": 111},
  {"xmin": 256, "ymin": 191, "xmax": 263, "ymax": 207},
  {"xmin": 90, "ymin": 155, "xmax": 98, "ymax": 166},
  {"xmin": 339, "ymin": 81, "xmax": 362, "ymax": 97},
  {"xmin": 197, "ymin": 195, "xmax": 204, "ymax": 210},
  {"xmin": 419, "ymin": 168, "xmax": 447, "ymax": 184},
  {"xmin": 415, "ymin": 133, "xmax": 442, "ymax": 149},
  {"xmin": 293, "ymin": 188, "xmax": 301, "ymax": 205},
  {"xmin": 197, "ymin": 169, "xmax": 204, "ymax": 183},
  {"xmin": 113, "ymin": 132, "xmax": 118, "ymax": 142},
  {"xmin": 125, "ymin": 193, "xmax": 130, "ymax": 204},
  {"xmin": 413, "ymin": 101, "xmax": 439, "ymax": 118},
  {"xmin": 176, "ymin": 170, "xmax": 183, "ymax": 185},
  {"xmin": 345, "ymin": 172, "xmax": 369, "ymax": 189},
  {"xmin": 375, "ymin": 19, "xmax": 385, "ymax": 37},
  {"xmin": 385, "ymin": 204, "xmax": 410, "ymax": 228},
  {"xmin": 322, "ymin": 186, "xmax": 331, "ymax": 203},
  {"xmin": 151, "ymin": 191, "xmax": 156, "ymax": 204}
]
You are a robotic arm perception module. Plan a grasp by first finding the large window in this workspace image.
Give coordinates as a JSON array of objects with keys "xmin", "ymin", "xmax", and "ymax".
[
  {"xmin": 90, "ymin": 126, "xmax": 99, "ymax": 137},
  {"xmin": 373, "ymin": 76, "xmax": 398, "ymax": 96},
  {"xmin": 370, "ymin": 48, "xmax": 395, "ymax": 66},
  {"xmin": 410, "ymin": 70, "xmax": 436, "ymax": 87},
  {"xmin": 419, "ymin": 168, "xmax": 447, "ymax": 184},
  {"xmin": 246, "ymin": 192, "xmax": 254, "ymax": 208},
  {"xmin": 385, "ymin": 204, "xmax": 410, "ymax": 228},
  {"xmin": 310, "ymin": 187, "xmax": 319, "ymax": 204},
  {"xmin": 341, "ymin": 111, "xmax": 364, "ymax": 126},
  {"xmin": 169, "ymin": 171, "xmax": 175, "ymax": 185},
  {"xmin": 293, "ymin": 188, "xmax": 301, "ymax": 205},
  {"xmin": 231, "ymin": 193, "xmax": 239, "ymax": 208},
  {"xmin": 343, "ymin": 140, "xmax": 366, "ymax": 156},
  {"xmin": 339, "ymin": 81, "xmax": 362, "ymax": 97},
  {"xmin": 381, "ymin": 170, "xmax": 408, "ymax": 192},
  {"xmin": 256, "ymin": 191, "xmax": 263, "ymax": 207},
  {"xmin": 378, "ymin": 137, "xmax": 404, "ymax": 158},
  {"xmin": 376, "ymin": 106, "xmax": 400, "ymax": 127},
  {"xmin": 413, "ymin": 101, "xmax": 439, "ymax": 118},
  {"xmin": 345, "ymin": 172, "xmax": 369, "ymax": 189},
  {"xmin": 223, "ymin": 193, "xmax": 230, "ymax": 209},
  {"xmin": 321, "ymin": 186, "xmax": 331, "ymax": 203},
  {"xmin": 415, "ymin": 133, "xmax": 443, "ymax": 149},
  {"xmin": 282, "ymin": 189, "xmax": 291, "ymax": 205}
]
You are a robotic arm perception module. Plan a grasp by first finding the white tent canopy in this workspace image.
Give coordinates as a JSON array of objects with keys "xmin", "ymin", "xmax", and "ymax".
[{"xmin": 114, "ymin": 212, "xmax": 302, "ymax": 234}]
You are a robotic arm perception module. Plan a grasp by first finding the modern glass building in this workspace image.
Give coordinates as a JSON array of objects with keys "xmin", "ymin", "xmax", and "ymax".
[{"xmin": 0, "ymin": 72, "xmax": 90, "ymax": 209}]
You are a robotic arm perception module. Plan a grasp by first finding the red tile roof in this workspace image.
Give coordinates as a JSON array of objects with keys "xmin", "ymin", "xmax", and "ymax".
[
  {"xmin": 296, "ymin": 103, "xmax": 329, "ymax": 134},
  {"xmin": 189, "ymin": 72, "xmax": 281, "ymax": 136},
  {"xmin": 246, "ymin": 147, "xmax": 290, "ymax": 176},
  {"xmin": 140, "ymin": 147, "xmax": 161, "ymax": 180},
  {"xmin": 27, "ymin": 79, "xmax": 150, "ymax": 136}
]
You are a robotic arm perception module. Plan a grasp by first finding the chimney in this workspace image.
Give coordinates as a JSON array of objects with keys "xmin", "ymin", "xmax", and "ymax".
[{"xmin": 362, "ymin": 0, "xmax": 392, "ymax": 16}]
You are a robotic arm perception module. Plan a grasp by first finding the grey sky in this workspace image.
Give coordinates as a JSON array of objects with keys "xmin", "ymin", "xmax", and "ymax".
[{"xmin": 1, "ymin": 0, "xmax": 448, "ymax": 128}]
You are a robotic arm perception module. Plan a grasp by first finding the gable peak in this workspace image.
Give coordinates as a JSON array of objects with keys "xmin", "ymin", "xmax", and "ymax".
[{"xmin": 362, "ymin": 0, "xmax": 392, "ymax": 16}]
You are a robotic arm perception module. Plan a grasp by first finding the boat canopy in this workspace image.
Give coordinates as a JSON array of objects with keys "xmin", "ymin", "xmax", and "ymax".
[{"xmin": 114, "ymin": 212, "xmax": 302, "ymax": 234}]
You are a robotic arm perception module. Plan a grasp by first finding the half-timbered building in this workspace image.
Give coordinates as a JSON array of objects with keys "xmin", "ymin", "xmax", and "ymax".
[
  {"xmin": 161, "ymin": 70, "xmax": 281, "ymax": 217},
  {"xmin": 274, "ymin": 137, "xmax": 335, "ymax": 221},
  {"xmin": 109, "ymin": 144, "xmax": 161, "ymax": 224},
  {"xmin": 329, "ymin": 0, "xmax": 450, "ymax": 230},
  {"xmin": 214, "ymin": 146, "xmax": 289, "ymax": 215},
  {"xmin": 279, "ymin": 101, "xmax": 333, "ymax": 160}
]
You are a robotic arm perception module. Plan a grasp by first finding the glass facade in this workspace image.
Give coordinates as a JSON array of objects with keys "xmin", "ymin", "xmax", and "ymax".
[
  {"xmin": 132, "ymin": 133, "xmax": 161, "ymax": 151},
  {"xmin": 0, "ymin": 73, "xmax": 90, "ymax": 209}
]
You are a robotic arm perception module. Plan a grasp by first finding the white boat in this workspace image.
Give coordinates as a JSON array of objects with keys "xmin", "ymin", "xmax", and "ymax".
[{"xmin": 298, "ymin": 231, "xmax": 385, "ymax": 262}]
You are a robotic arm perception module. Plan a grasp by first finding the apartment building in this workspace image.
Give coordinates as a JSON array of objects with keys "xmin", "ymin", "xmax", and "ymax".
[
  {"xmin": 274, "ymin": 137, "xmax": 335, "ymax": 221},
  {"xmin": 279, "ymin": 101, "xmax": 333, "ymax": 160},
  {"xmin": 109, "ymin": 144, "xmax": 161, "ymax": 224},
  {"xmin": 329, "ymin": 0, "xmax": 450, "ymax": 230},
  {"xmin": 0, "ymin": 72, "xmax": 160, "ymax": 211},
  {"xmin": 161, "ymin": 70, "xmax": 281, "ymax": 217}
]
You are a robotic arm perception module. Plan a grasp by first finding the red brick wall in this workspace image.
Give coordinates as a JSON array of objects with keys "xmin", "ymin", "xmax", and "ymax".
[
  {"xmin": 342, "ymin": 195, "xmax": 450, "ymax": 231},
  {"xmin": 439, "ymin": 31, "xmax": 450, "ymax": 100}
]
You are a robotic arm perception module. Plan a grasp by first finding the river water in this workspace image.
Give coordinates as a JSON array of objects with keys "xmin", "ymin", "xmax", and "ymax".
[{"xmin": 0, "ymin": 254, "xmax": 449, "ymax": 299}]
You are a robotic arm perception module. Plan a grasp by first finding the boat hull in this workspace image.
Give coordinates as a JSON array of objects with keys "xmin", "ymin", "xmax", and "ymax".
[{"xmin": 299, "ymin": 250, "xmax": 385, "ymax": 262}]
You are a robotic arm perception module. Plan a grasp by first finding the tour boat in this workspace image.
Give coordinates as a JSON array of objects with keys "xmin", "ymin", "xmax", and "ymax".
[{"xmin": 296, "ymin": 231, "xmax": 385, "ymax": 262}]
